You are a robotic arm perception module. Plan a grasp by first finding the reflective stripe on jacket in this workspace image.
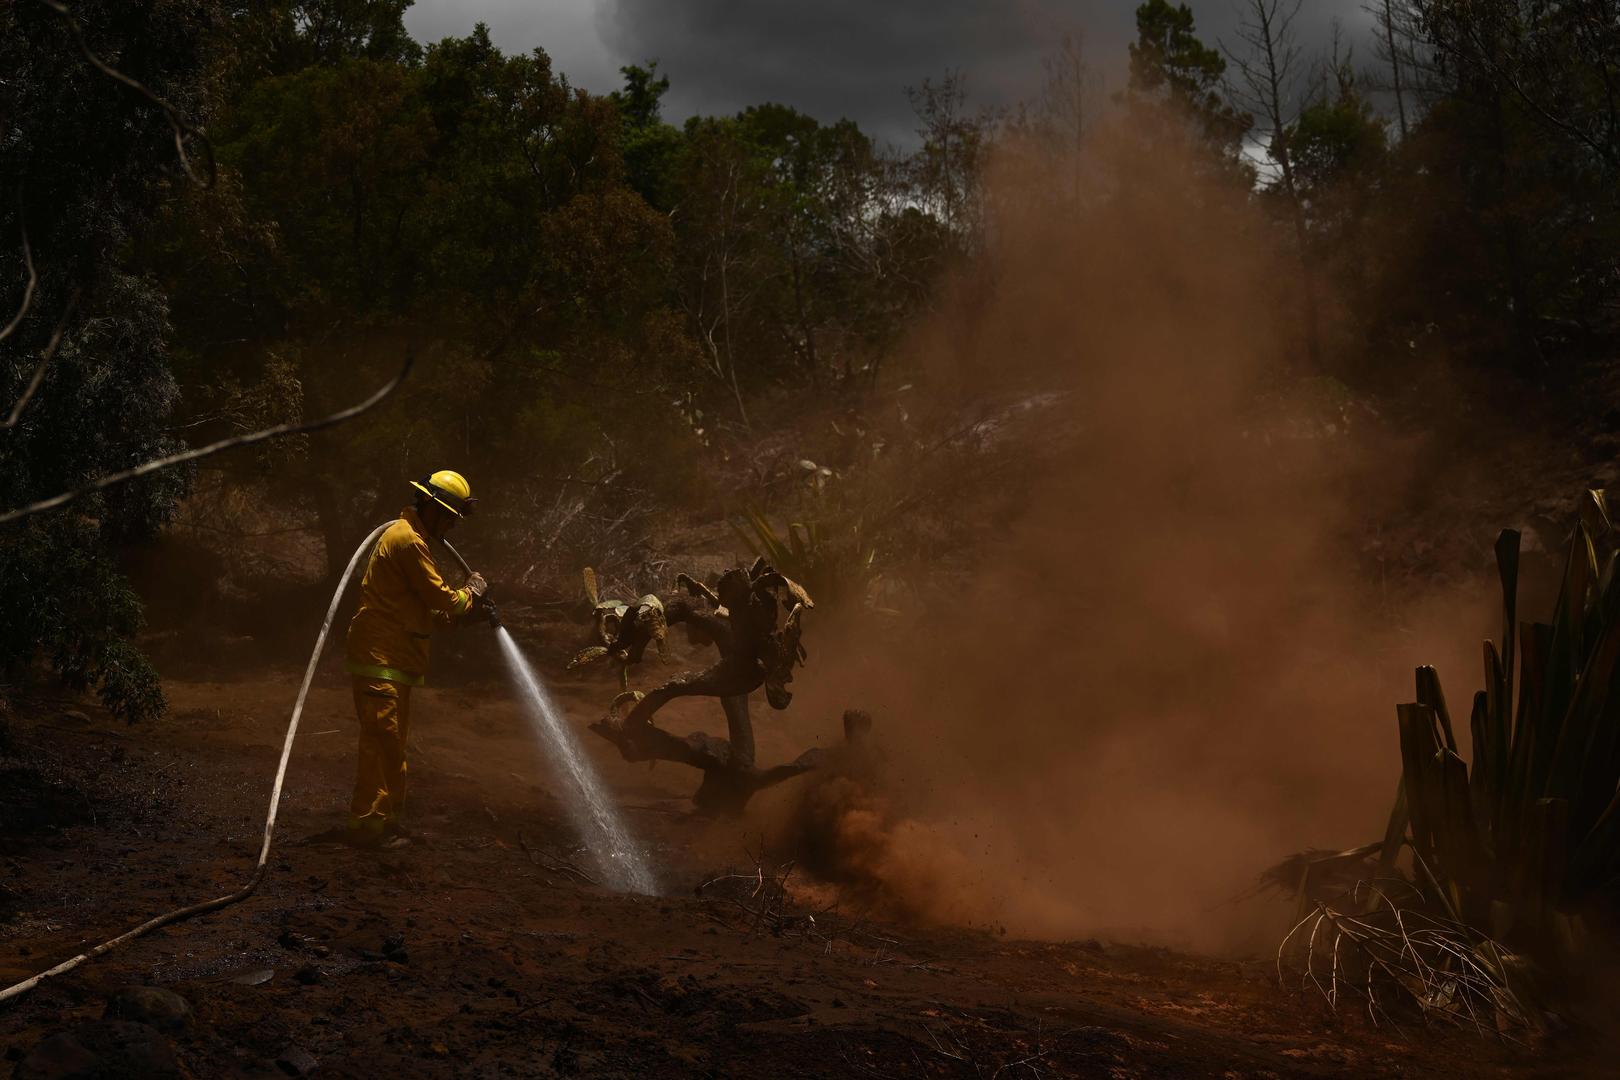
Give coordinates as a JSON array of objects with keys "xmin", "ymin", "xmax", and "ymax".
[{"xmin": 344, "ymin": 507, "xmax": 473, "ymax": 684}]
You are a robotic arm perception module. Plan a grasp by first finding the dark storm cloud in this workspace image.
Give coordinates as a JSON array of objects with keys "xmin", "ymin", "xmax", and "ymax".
[
  {"xmin": 405, "ymin": 2, "xmax": 1382, "ymax": 145},
  {"xmin": 600, "ymin": 0, "xmax": 1062, "ymax": 142},
  {"xmin": 406, "ymin": 0, "xmax": 626, "ymax": 92},
  {"xmin": 599, "ymin": 0, "xmax": 1378, "ymax": 143}
]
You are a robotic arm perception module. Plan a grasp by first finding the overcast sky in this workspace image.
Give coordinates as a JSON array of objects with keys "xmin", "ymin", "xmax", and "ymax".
[{"xmin": 404, "ymin": 0, "xmax": 1380, "ymax": 145}]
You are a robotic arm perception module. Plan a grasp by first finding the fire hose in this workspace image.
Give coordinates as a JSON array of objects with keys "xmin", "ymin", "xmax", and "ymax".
[{"xmin": 0, "ymin": 521, "xmax": 392, "ymax": 1006}]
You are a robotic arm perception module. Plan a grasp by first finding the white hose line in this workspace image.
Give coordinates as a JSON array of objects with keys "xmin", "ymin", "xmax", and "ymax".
[{"xmin": 0, "ymin": 522, "xmax": 390, "ymax": 1006}]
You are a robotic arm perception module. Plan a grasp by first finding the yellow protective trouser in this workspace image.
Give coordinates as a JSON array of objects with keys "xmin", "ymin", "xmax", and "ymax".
[{"xmin": 349, "ymin": 678, "xmax": 412, "ymax": 832}]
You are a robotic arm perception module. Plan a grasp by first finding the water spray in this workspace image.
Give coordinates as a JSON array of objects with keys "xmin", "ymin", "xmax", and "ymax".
[
  {"xmin": 440, "ymin": 536, "xmax": 653, "ymax": 891},
  {"xmin": 494, "ymin": 631, "xmax": 659, "ymax": 894}
]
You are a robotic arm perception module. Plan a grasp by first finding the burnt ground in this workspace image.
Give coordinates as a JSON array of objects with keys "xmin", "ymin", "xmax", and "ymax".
[{"xmin": 0, "ymin": 666, "xmax": 1610, "ymax": 1079}]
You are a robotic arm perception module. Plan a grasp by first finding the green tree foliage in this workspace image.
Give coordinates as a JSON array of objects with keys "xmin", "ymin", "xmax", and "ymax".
[
  {"xmin": 232, "ymin": 0, "xmax": 421, "ymax": 79},
  {"xmin": 612, "ymin": 62, "xmax": 683, "ymax": 210},
  {"xmin": 0, "ymin": 0, "xmax": 220, "ymax": 721},
  {"xmin": 141, "ymin": 9, "xmax": 954, "ymax": 608},
  {"xmin": 1286, "ymin": 80, "xmax": 1389, "ymax": 197},
  {"xmin": 666, "ymin": 98, "xmax": 952, "ymax": 415},
  {"xmin": 1126, "ymin": 0, "xmax": 1254, "ymax": 162},
  {"xmin": 742, "ymin": 105, "xmax": 938, "ymax": 388},
  {"xmin": 1414, "ymin": 0, "xmax": 1620, "ymax": 358},
  {"xmin": 24, "ymin": 0, "xmax": 1617, "ymax": 728},
  {"xmin": 1279, "ymin": 0, "xmax": 1620, "ymax": 384},
  {"xmin": 155, "ymin": 19, "xmax": 694, "ymax": 576}
]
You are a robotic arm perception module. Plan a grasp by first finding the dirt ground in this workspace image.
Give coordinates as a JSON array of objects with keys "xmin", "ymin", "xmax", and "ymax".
[{"xmin": 0, "ymin": 656, "xmax": 1610, "ymax": 1078}]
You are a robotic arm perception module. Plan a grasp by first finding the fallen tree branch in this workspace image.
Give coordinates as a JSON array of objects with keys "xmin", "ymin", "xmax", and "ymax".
[
  {"xmin": 592, "ymin": 709, "xmax": 826, "ymax": 814},
  {"xmin": 0, "ymin": 352, "xmax": 414, "ymax": 526}
]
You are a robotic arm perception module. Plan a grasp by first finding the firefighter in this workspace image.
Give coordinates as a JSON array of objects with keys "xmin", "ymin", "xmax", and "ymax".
[{"xmin": 343, "ymin": 470, "xmax": 492, "ymax": 848}]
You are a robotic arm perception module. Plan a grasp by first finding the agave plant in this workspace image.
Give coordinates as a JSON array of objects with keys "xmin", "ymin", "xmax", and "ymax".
[
  {"xmin": 729, "ymin": 505, "xmax": 878, "ymax": 611},
  {"xmin": 1387, "ymin": 490, "xmax": 1620, "ymax": 956},
  {"xmin": 1278, "ymin": 490, "xmax": 1620, "ymax": 1030}
]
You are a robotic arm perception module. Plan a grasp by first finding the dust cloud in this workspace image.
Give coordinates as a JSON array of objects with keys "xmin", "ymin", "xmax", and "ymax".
[{"xmin": 767, "ymin": 120, "xmax": 1495, "ymax": 952}]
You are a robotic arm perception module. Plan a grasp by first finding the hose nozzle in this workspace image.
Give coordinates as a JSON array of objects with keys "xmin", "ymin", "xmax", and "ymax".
[{"xmin": 442, "ymin": 538, "xmax": 500, "ymax": 629}]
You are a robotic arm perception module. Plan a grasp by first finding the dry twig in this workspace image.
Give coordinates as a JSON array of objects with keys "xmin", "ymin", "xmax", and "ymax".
[
  {"xmin": 516, "ymin": 829, "xmax": 600, "ymax": 886},
  {"xmin": 694, "ymin": 853, "xmax": 905, "ymax": 963},
  {"xmin": 1277, "ymin": 879, "xmax": 1529, "ymax": 1038}
]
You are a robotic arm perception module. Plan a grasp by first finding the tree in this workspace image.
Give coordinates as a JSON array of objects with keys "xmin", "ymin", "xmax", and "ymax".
[
  {"xmin": 1225, "ymin": 0, "xmax": 1322, "ymax": 367},
  {"xmin": 1126, "ymin": 0, "xmax": 1254, "ymax": 165},
  {"xmin": 999, "ymin": 32, "xmax": 1103, "ymax": 216},
  {"xmin": 658, "ymin": 97, "xmax": 936, "ymax": 404},
  {"xmin": 671, "ymin": 116, "xmax": 773, "ymax": 426},
  {"xmin": 158, "ymin": 22, "xmax": 693, "ymax": 582},
  {"xmin": 904, "ymin": 71, "xmax": 994, "ymax": 250},
  {"xmin": 0, "ymin": 0, "xmax": 222, "ymax": 721},
  {"xmin": 1282, "ymin": 64, "xmax": 1391, "ymax": 377},
  {"xmin": 611, "ymin": 61, "xmax": 682, "ymax": 210},
  {"xmin": 1039, "ymin": 33, "xmax": 1102, "ymax": 202},
  {"xmin": 831, "ymin": 122, "xmax": 936, "ymax": 389},
  {"xmin": 1364, "ymin": 0, "xmax": 1423, "ymax": 139},
  {"xmin": 1402, "ymin": 0, "xmax": 1620, "ymax": 370},
  {"xmin": 232, "ymin": 0, "xmax": 421, "ymax": 79},
  {"xmin": 1418, "ymin": 0, "xmax": 1620, "ymax": 179},
  {"xmin": 1288, "ymin": 72, "xmax": 1390, "ymax": 199},
  {"xmin": 729, "ymin": 104, "xmax": 921, "ymax": 392}
]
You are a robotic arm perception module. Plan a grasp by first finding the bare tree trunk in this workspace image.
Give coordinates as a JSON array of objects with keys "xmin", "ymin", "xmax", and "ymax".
[
  {"xmin": 718, "ymin": 239, "xmax": 750, "ymax": 429},
  {"xmin": 312, "ymin": 481, "xmax": 353, "ymax": 583},
  {"xmin": 1039, "ymin": 32, "xmax": 1094, "ymax": 205},
  {"xmin": 787, "ymin": 238, "xmax": 821, "ymax": 386},
  {"xmin": 721, "ymin": 693, "xmax": 754, "ymax": 769},
  {"xmin": 1486, "ymin": 90, "xmax": 1545, "ymax": 374},
  {"xmin": 1230, "ymin": 0, "xmax": 1321, "ymax": 368},
  {"xmin": 1381, "ymin": 0, "xmax": 1411, "ymax": 140}
]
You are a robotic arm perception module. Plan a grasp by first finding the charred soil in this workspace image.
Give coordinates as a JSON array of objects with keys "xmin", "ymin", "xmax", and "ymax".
[{"xmin": 0, "ymin": 668, "xmax": 1609, "ymax": 1078}]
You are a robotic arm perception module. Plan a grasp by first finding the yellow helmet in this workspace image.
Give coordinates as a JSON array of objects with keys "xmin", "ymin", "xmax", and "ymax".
[{"xmin": 409, "ymin": 469, "xmax": 476, "ymax": 517}]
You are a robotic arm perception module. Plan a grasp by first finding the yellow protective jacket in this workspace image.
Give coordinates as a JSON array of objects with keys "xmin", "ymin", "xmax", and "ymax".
[{"xmin": 344, "ymin": 507, "xmax": 474, "ymax": 685}]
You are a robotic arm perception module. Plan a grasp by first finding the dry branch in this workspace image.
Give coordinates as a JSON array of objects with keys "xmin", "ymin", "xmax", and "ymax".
[
  {"xmin": 695, "ymin": 853, "xmax": 903, "ymax": 959},
  {"xmin": 0, "ymin": 352, "xmax": 414, "ymax": 526},
  {"xmin": 516, "ymin": 829, "xmax": 600, "ymax": 886},
  {"xmin": 1278, "ymin": 880, "xmax": 1530, "ymax": 1036}
]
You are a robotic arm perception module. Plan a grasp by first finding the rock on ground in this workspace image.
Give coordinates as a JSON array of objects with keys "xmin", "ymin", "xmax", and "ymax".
[
  {"xmin": 15, "ymin": 1020, "xmax": 178, "ymax": 1079},
  {"xmin": 105, "ymin": 986, "xmax": 193, "ymax": 1032}
]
